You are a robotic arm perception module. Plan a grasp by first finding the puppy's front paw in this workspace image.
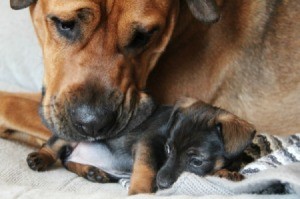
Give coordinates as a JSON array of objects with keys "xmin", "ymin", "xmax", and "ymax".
[
  {"xmin": 128, "ymin": 185, "xmax": 153, "ymax": 195},
  {"xmin": 214, "ymin": 169, "xmax": 244, "ymax": 181},
  {"xmin": 27, "ymin": 152, "xmax": 50, "ymax": 171},
  {"xmin": 128, "ymin": 177, "xmax": 155, "ymax": 195},
  {"xmin": 85, "ymin": 166, "xmax": 110, "ymax": 183}
]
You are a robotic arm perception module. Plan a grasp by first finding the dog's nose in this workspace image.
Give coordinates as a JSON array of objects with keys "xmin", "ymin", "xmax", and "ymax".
[{"xmin": 69, "ymin": 104, "xmax": 115, "ymax": 136}]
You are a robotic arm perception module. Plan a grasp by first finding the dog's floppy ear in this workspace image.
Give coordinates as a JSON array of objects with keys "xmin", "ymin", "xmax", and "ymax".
[
  {"xmin": 10, "ymin": 0, "xmax": 36, "ymax": 10},
  {"xmin": 186, "ymin": 0, "xmax": 220, "ymax": 23},
  {"xmin": 213, "ymin": 110, "xmax": 256, "ymax": 159}
]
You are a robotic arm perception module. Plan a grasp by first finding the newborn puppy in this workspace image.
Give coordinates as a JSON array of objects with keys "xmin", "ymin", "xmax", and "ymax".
[
  {"xmin": 27, "ymin": 98, "xmax": 255, "ymax": 194},
  {"xmin": 156, "ymin": 99, "xmax": 256, "ymax": 189}
]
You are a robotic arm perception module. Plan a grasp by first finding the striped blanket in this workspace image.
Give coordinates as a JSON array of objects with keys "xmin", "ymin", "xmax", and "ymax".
[{"xmin": 241, "ymin": 133, "xmax": 300, "ymax": 175}]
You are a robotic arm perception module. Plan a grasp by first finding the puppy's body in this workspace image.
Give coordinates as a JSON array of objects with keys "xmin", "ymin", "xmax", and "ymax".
[{"xmin": 66, "ymin": 106, "xmax": 172, "ymax": 180}]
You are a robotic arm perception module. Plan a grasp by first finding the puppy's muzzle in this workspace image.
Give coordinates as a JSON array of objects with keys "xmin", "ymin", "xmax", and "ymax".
[{"xmin": 156, "ymin": 164, "xmax": 177, "ymax": 190}]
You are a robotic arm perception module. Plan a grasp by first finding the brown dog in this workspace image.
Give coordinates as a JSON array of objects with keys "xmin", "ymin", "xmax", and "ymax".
[{"xmin": 0, "ymin": 0, "xmax": 299, "ymax": 146}]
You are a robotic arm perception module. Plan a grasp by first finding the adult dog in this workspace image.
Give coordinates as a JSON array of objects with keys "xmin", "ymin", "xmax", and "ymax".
[{"xmin": 0, "ymin": 0, "xmax": 299, "ymax": 146}]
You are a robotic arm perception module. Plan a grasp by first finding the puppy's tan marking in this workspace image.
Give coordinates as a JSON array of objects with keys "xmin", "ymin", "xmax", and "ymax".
[
  {"xmin": 214, "ymin": 169, "xmax": 245, "ymax": 181},
  {"xmin": 129, "ymin": 143, "xmax": 156, "ymax": 195}
]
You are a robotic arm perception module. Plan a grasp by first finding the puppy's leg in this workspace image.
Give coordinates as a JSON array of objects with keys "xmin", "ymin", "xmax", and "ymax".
[
  {"xmin": 213, "ymin": 169, "xmax": 245, "ymax": 181},
  {"xmin": 27, "ymin": 136, "xmax": 71, "ymax": 171},
  {"xmin": 0, "ymin": 91, "xmax": 51, "ymax": 147},
  {"xmin": 129, "ymin": 141, "xmax": 159, "ymax": 195},
  {"xmin": 64, "ymin": 162, "xmax": 114, "ymax": 183}
]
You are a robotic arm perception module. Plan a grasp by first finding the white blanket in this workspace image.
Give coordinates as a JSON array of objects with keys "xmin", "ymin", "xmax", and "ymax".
[{"xmin": 0, "ymin": 1, "xmax": 299, "ymax": 198}]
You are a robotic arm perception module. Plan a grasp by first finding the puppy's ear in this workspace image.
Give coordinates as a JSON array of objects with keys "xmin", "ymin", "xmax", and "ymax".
[
  {"xmin": 213, "ymin": 111, "xmax": 256, "ymax": 159},
  {"xmin": 10, "ymin": 0, "xmax": 36, "ymax": 10},
  {"xmin": 186, "ymin": 0, "xmax": 220, "ymax": 23},
  {"xmin": 165, "ymin": 98, "xmax": 198, "ymax": 133}
]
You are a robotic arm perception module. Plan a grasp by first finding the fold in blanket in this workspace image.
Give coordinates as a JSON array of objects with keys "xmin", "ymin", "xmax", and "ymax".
[{"xmin": 157, "ymin": 163, "xmax": 300, "ymax": 196}]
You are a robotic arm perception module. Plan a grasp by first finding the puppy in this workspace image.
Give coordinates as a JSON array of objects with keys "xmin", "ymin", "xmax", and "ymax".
[
  {"xmin": 156, "ymin": 99, "xmax": 256, "ymax": 189},
  {"xmin": 27, "ymin": 98, "xmax": 255, "ymax": 194}
]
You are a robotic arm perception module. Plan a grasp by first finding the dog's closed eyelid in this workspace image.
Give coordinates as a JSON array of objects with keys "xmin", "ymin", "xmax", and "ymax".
[{"xmin": 47, "ymin": 14, "xmax": 76, "ymax": 23}]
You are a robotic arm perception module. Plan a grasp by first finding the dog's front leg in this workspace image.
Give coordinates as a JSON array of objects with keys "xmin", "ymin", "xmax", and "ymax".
[
  {"xmin": 0, "ymin": 91, "xmax": 51, "ymax": 147},
  {"xmin": 27, "ymin": 136, "xmax": 73, "ymax": 171}
]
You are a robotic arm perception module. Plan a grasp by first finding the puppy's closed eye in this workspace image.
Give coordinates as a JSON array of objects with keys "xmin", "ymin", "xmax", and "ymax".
[
  {"xmin": 186, "ymin": 149, "xmax": 209, "ymax": 167},
  {"xmin": 189, "ymin": 157, "xmax": 203, "ymax": 167}
]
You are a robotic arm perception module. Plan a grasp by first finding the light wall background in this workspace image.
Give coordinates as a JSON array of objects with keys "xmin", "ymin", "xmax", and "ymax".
[{"xmin": 0, "ymin": 1, "xmax": 43, "ymax": 92}]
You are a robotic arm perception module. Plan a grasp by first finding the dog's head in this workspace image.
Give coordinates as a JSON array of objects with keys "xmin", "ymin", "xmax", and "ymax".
[
  {"xmin": 10, "ymin": 0, "xmax": 219, "ymax": 141},
  {"xmin": 156, "ymin": 98, "xmax": 256, "ymax": 189}
]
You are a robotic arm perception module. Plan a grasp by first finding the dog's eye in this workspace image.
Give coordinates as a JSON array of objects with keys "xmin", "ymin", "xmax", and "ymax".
[
  {"xmin": 59, "ymin": 20, "xmax": 76, "ymax": 31},
  {"xmin": 50, "ymin": 16, "xmax": 79, "ymax": 40},
  {"xmin": 127, "ymin": 28, "xmax": 158, "ymax": 50},
  {"xmin": 189, "ymin": 157, "xmax": 203, "ymax": 167},
  {"xmin": 165, "ymin": 144, "xmax": 171, "ymax": 155}
]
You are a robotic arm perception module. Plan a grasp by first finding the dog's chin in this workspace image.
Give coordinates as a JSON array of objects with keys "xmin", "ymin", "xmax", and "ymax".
[{"xmin": 53, "ymin": 129, "xmax": 107, "ymax": 142}]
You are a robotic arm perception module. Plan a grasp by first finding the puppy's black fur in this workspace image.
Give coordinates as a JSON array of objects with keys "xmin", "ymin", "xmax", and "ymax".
[
  {"xmin": 156, "ymin": 100, "xmax": 256, "ymax": 189},
  {"xmin": 27, "ymin": 98, "xmax": 255, "ymax": 194}
]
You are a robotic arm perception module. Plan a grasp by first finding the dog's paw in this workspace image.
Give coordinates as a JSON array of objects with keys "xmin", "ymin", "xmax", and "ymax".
[
  {"xmin": 0, "ymin": 126, "xmax": 14, "ymax": 138},
  {"xmin": 0, "ymin": 126, "xmax": 6, "ymax": 135},
  {"xmin": 85, "ymin": 166, "xmax": 110, "ymax": 183},
  {"xmin": 214, "ymin": 169, "xmax": 245, "ymax": 181},
  {"xmin": 26, "ymin": 152, "xmax": 50, "ymax": 171}
]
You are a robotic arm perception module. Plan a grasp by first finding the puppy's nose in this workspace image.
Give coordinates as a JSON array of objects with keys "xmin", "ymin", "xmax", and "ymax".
[
  {"xmin": 156, "ymin": 175, "xmax": 173, "ymax": 190},
  {"xmin": 69, "ymin": 104, "xmax": 115, "ymax": 136}
]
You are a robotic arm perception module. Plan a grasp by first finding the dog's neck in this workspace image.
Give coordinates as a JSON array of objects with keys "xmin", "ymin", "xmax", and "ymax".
[
  {"xmin": 148, "ymin": 0, "xmax": 274, "ymax": 105},
  {"xmin": 169, "ymin": 1, "xmax": 211, "ymax": 48}
]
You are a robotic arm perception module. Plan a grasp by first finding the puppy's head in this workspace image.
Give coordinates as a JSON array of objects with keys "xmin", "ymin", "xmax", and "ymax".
[{"xmin": 156, "ymin": 98, "xmax": 256, "ymax": 189}]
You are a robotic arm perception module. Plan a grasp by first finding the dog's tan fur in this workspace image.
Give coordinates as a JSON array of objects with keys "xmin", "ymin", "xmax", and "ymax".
[{"xmin": 1, "ymin": 0, "xmax": 299, "ymax": 145}]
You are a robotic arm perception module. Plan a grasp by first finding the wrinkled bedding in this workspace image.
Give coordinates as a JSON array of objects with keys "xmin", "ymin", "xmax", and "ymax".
[
  {"xmin": 0, "ymin": 139, "xmax": 299, "ymax": 199},
  {"xmin": 0, "ymin": 1, "xmax": 299, "ymax": 198}
]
